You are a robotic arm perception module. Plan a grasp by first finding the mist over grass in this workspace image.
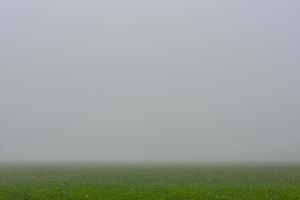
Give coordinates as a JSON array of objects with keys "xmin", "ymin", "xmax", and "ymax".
[{"xmin": 0, "ymin": 163, "xmax": 300, "ymax": 199}]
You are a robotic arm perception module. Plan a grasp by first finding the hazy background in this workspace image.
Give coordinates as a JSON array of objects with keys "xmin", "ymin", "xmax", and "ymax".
[{"xmin": 1, "ymin": 0, "xmax": 299, "ymax": 162}]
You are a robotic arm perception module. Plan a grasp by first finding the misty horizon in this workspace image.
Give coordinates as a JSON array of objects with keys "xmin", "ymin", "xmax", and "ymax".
[{"xmin": 1, "ymin": 0, "xmax": 300, "ymax": 162}]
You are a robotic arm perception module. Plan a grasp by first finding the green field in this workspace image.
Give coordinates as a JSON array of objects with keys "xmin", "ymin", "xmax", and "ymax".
[{"xmin": 0, "ymin": 163, "xmax": 300, "ymax": 200}]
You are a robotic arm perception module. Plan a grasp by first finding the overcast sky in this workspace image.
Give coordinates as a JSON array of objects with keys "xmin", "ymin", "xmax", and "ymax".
[{"xmin": 1, "ymin": 0, "xmax": 300, "ymax": 162}]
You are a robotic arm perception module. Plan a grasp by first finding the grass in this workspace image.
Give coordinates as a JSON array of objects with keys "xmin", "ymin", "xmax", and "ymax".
[{"xmin": 0, "ymin": 163, "xmax": 300, "ymax": 199}]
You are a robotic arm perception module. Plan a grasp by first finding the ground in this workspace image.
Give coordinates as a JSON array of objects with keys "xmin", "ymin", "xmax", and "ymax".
[{"xmin": 0, "ymin": 163, "xmax": 299, "ymax": 200}]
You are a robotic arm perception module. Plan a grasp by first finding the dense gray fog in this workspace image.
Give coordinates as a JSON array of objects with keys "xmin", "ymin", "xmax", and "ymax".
[{"xmin": 1, "ymin": 0, "xmax": 300, "ymax": 162}]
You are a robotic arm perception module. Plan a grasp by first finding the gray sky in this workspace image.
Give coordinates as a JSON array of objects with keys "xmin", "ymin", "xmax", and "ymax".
[{"xmin": 1, "ymin": 0, "xmax": 300, "ymax": 162}]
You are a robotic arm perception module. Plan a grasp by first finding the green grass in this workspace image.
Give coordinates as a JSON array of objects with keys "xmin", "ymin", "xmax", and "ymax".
[{"xmin": 0, "ymin": 163, "xmax": 300, "ymax": 199}]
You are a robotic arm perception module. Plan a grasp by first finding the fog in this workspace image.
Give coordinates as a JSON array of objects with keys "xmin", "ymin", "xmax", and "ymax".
[{"xmin": 1, "ymin": 0, "xmax": 300, "ymax": 162}]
